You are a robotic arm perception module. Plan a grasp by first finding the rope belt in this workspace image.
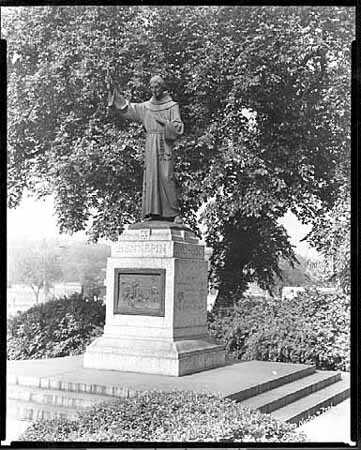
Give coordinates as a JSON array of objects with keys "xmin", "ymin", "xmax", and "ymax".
[{"xmin": 146, "ymin": 131, "xmax": 166, "ymax": 154}]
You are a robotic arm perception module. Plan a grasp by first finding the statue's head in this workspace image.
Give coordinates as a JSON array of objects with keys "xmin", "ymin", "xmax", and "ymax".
[{"xmin": 149, "ymin": 75, "xmax": 166, "ymax": 100}]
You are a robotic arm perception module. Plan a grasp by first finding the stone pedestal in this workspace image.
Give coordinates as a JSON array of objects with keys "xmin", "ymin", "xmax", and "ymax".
[{"xmin": 83, "ymin": 222, "xmax": 225, "ymax": 376}]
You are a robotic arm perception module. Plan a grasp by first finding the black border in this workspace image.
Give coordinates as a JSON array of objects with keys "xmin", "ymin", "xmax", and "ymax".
[
  {"xmin": 0, "ymin": 37, "xmax": 7, "ymax": 444},
  {"xmin": 351, "ymin": 38, "xmax": 359, "ymax": 446},
  {"xmin": 113, "ymin": 268, "xmax": 166, "ymax": 316},
  {"xmin": 1, "ymin": 3, "xmax": 360, "ymax": 449},
  {"xmin": 0, "ymin": 0, "xmax": 357, "ymax": 5}
]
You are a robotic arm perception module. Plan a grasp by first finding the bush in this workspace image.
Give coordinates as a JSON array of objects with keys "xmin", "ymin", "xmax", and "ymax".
[
  {"xmin": 20, "ymin": 390, "xmax": 306, "ymax": 442},
  {"xmin": 208, "ymin": 290, "xmax": 350, "ymax": 371},
  {"xmin": 7, "ymin": 293, "xmax": 105, "ymax": 360}
]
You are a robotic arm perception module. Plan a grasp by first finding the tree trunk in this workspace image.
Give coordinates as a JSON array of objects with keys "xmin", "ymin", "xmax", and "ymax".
[
  {"xmin": 30, "ymin": 285, "xmax": 41, "ymax": 304},
  {"xmin": 43, "ymin": 281, "xmax": 50, "ymax": 302},
  {"xmin": 212, "ymin": 282, "xmax": 236, "ymax": 313}
]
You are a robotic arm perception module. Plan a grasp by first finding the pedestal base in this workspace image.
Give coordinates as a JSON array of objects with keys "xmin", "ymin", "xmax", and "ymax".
[
  {"xmin": 83, "ymin": 335, "xmax": 225, "ymax": 376},
  {"xmin": 83, "ymin": 221, "xmax": 225, "ymax": 376}
]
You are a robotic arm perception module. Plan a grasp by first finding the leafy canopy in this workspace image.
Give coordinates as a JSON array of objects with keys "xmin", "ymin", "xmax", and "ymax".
[{"xmin": 4, "ymin": 6, "xmax": 353, "ymax": 306}]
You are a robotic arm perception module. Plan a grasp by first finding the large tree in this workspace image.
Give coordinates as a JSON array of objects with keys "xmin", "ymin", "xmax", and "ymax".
[{"xmin": 4, "ymin": 6, "xmax": 353, "ymax": 308}]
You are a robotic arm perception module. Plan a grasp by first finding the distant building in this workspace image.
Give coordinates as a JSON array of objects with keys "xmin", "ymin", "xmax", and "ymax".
[
  {"xmin": 281, "ymin": 285, "xmax": 339, "ymax": 301},
  {"xmin": 281, "ymin": 286, "xmax": 306, "ymax": 300},
  {"xmin": 316, "ymin": 286, "xmax": 339, "ymax": 295},
  {"xmin": 52, "ymin": 282, "xmax": 82, "ymax": 298},
  {"xmin": 243, "ymin": 282, "xmax": 273, "ymax": 299}
]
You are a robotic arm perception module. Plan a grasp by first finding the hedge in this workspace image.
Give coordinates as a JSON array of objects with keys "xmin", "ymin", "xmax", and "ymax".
[
  {"xmin": 20, "ymin": 390, "xmax": 306, "ymax": 442},
  {"xmin": 7, "ymin": 294, "xmax": 105, "ymax": 360},
  {"xmin": 8, "ymin": 289, "xmax": 349, "ymax": 371},
  {"xmin": 208, "ymin": 290, "xmax": 350, "ymax": 371}
]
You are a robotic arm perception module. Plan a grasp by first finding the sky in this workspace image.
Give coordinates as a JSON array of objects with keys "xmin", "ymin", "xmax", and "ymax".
[
  {"xmin": 7, "ymin": 194, "xmax": 321, "ymax": 260},
  {"xmin": 7, "ymin": 195, "xmax": 87, "ymax": 246}
]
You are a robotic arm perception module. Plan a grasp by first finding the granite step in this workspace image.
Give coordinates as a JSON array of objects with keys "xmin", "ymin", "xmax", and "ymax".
[
  {"xmin": 8, "ymin": 359, "xmax": 316, "ymax": 401},
  {"xmin": 7, "ymin": 384, "xmax": 121, "ymax": 409},
  {"xmin": 8, "ymin": 357, "xmax": 347, "ymax": 427},
  {"xmin": 8, "ymin": 374, "xmax": 134, "ymax": 398},
  {"xmin": 270, "ymin": 375, "xmax": 350, "ymax": 424},
  {"xmin": 225, "ymin": 364, "xmax": 315, "ymax": 402},
  {"xmin": 239, "ymin": 370, "xmax": 341, "ymax": 414},
  {"xmin": 8, "ymin": 398, "xmax": 80, "ymax": 421}
]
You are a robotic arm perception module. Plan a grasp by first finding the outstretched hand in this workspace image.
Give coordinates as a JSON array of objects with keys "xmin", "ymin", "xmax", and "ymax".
[
  {"xmin": 115, "ymin": 93, "xmax": 127, "ymax": 109},
  {"xmin": 106, "ymin": 73, "xmax": 127, "ymax": 108}
]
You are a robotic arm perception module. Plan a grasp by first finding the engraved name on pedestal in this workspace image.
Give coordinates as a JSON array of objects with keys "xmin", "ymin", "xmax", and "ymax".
[
  {"xmin": 112, "ymin": 242, "xmax": 169, "ymax": 258},
  {"xmin": 113, "ymin": 268, "xmax": 165, "ymax": 316},
  {"xmin": 174, "ymin": 242, "xmax": 204, "ymax": 259},
  {"xmin": 112, "ymin": 241, "xmax": 204, "ymax": 259}
]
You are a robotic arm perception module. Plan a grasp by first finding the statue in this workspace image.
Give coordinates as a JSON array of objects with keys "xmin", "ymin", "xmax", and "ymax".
[{"xmin": 108, "ymin": 75, "xmax": 184, "ymax": 225}]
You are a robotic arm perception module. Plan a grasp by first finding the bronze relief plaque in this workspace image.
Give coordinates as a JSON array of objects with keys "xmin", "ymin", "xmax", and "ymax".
[{"xmin": 113, "ymin": 268, "xmax": 165, "ymax": 316}]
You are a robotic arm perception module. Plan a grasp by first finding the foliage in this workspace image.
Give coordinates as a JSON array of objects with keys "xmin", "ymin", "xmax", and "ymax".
[
  {"xmin": 9, "ymin": 240, "xmax": 63, "ymax": 303},
  {"xmin": 306, "ymin": 183, "xmax": 351, "ymax": 293},
  {"xmin": 298, "ymin": 255, "xmax": 331, "ymax": 285},
  {"xmin": 4, "ymin": 6, "xmax": 353, "ymax": 307},
  {"xmin": 20, "ymin": 390, "xmax": 306, "ymax": 442},
  {"xmin": 7, "ymin": 294, "xmax": 105, "ymax": 360},
  {"xmin": 208, "ymin": 290, "xmax": 350, "ymax": 371}
]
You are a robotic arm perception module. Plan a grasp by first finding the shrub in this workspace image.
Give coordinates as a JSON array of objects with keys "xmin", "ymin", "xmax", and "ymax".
[
  {"xmin": 20, "ymin": 390, "xmax": 306, "ymax": 442},
  {"xmin": 208, "ymin": 290, "xmax": 350, "ymax": 371},
  {"xmin": 7, "ymin": 293, "xmax": 105, "ymax": 360}
]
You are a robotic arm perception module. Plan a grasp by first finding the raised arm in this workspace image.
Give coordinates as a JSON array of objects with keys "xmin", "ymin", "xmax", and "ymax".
[{"xmin": 108, "ymin": 86, "xmax": 145, "ymax": 123}]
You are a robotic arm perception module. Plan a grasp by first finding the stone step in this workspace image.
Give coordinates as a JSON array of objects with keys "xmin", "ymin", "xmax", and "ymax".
[
  {"xmin": 7, "ymin": 384, "xmax": 120, "ymax": 409},
  {"xmin": 239, "ymin": 370, "xmax": 341, "ymax": 414},
  {"xmin": 270, "ymin": 375, "xmax": 350, "ymax": 424},
  {"xmin": 226, "ymin": 363, "xmax": 315, "ymax": 402},
  {"xmin": 7, "ymin": 360, "xmax": 348, "ymax": 428},
  {"xmin": 6, "ymin": 362, "xmax": 318, "ymax": 424},
  {"xmin": 8, "ymin": 398, "xmax": 80, "ymax": 421},
  {"xmin": 9, "ymin": 359, "xmax": 316, "ymax": 402},
  {"xmin": 8, "ymin": 374, "xmax": 133, "ymax": 398},
  {"xmin": 5, "ymin": 417, "xmax": 34, "ymax": 443}
]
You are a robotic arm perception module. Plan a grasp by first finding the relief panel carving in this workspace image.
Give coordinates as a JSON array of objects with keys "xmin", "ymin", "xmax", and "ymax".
[{"xmin": 113, "ymin": 268, "xmax": 165, "ymax": 316}]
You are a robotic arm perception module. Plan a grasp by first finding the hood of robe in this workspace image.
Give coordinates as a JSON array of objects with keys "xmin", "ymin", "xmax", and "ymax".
[{"xmin": 147, "ymin": 93, "xmax": 177, "ymax": 111}]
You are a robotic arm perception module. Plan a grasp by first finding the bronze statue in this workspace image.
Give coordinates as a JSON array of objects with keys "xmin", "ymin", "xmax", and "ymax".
[{"xmin": 108, "ymin": 75, "xmax": 183, "ymax": 224}]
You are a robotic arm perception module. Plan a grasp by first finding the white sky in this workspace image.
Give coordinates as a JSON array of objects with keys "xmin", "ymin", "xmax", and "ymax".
[
  {"xmin": 7, "ymin": 194, "xmax": 320, "ymax": 259},
  {"xmin": 278, "ymin": 210, "xmax": 319, "ymax": 260},
  {"xmin": 8, "ymin": 196, "xmax": 58, "ymax": 240}
]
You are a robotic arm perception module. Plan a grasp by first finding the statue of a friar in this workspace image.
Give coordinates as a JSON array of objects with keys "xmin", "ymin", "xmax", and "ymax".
[{"xmin": 108, "ymin": 75, "xmax": 184, "ymax": 225}]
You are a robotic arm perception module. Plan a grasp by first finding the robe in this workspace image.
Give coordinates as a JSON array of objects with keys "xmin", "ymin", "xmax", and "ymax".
[{"xmin": 109, "ymin": 88, "xmax": 184, "ymax": 219}]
